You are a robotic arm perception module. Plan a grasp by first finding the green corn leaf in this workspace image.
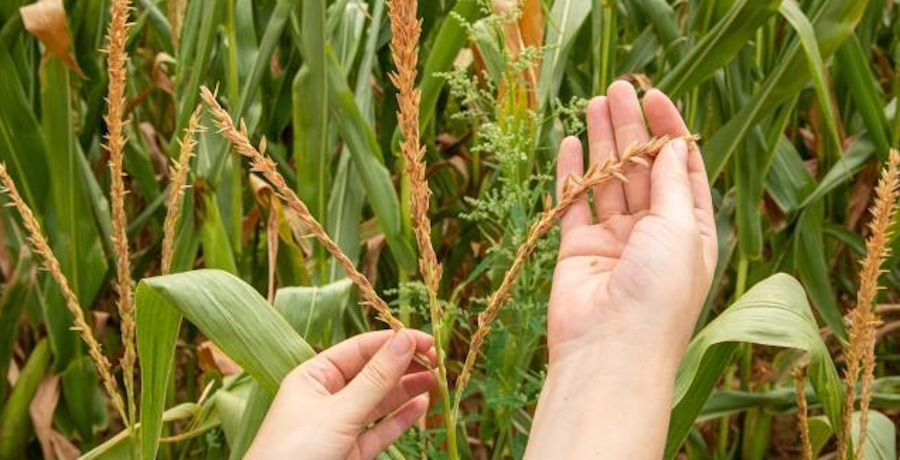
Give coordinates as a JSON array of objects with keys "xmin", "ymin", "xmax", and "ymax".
[
  {"xmin": 294, "ymin": 0, "xmax": 329, "ymax": 224},
  {"xmin": 835, "ymin": 34, "xmax": 891, "ymax": 155},
  {"xmin": 619, "ymin": 26, "xmax": 659, "ymax": 73},
  {"xmin": 765, "ymin": 136, "xmax": 816, "ymax": 214},
  {"xmin": 658, "ymin": 0, "xmax": 781, "ymax": 97},
  {"xmin": 274, "ymin": 278, "xmax": 354, "ymax": 349},
  {"xmin": 778, "ymin": 0, "xmax": 843, "ymax": 160},
  {"xmin": 227, "ymin": 383, "xmax": 274, "ymax": 460},
  {"xmin": 799, "ymin": 137, "xmax": 874, "ymax": 209},
  {"xmin": 0, "ymin": 46, "xmax": 88, "ymax": 374},
  {"xmin": 851, "ymin": 411, "xmax": 897, "ymax": 460},
  {"xmin": 81, "ymin": 403, "xmax": 200, "ymax": 460},
  {"xmin": 703, "ymin": 0, "xmax": 870, "ymax": 180},
  {"xmin": 665, "ymin": 273, "xmax": 843, "ymax": 458},
  {"xmin": 202, "ymin": 0, "xmax": 304, "ymax": 183},
  {"xmin": 808, "ymin": 415, "xmax": 834, "ymax": 458},
  {"xmin": 198, "ymin": 189, "xmax": 238, "ymax": 273},
  {"xmin": 0, "ymin": 35, "xmax": 49, "ymax": 210},
  {"xmin": 327, "ymin": 148, "xmax": 366, "ymax": 281},
  {"xmin": 538, "ymin": 0, "xmax": 592, "ymax": 110},
  {"xmin": 224, "ymin": 0, "xmax": 257, "ymax": 105},
  {"xmin": 592, "ymin": 0, "xmax": 616, "ymax": 92},
  {"xmin": 630, "ymin": 0, "xmax": 683, "ymax": 64},
  {"xmin": 793, "ymin": 203, "xmax": 847, "ymax": 341},
  {"xmin": 214, "ymin": 377, "xmax": 254, "ymax": 448},
  {"xmin": 229, "ymin": 278, "xmax": 352, "ymax": 458},
  {"xmin": 60, "ymin": 357, "xmax": 107, "ymax": 445},
  {"xmin": 0, "ymin": 339, "xmax": 49, "ymax": 459},
  {"xmin": 325, "ymin": 49, "xmax": 417, "ymax": 271},
  {"xmin": 325, "ymin": 0, "xmax": 381, "ymax": 281},
  {"xmin": 0, "ymin": 254, "xmax": 33, "ymax": 403},
  {"xmin": 328, "ymin": 0, "xmax": 367, "ymax": 74},
  {"xmin": 137, "ymin": 269, "xmax": 315, "ymax": 459},
  {"xmin": 805, "ymin": 412, "xmax": 896, "ymax": 460},
  {"xmin": 233, "ymin": 0, "xmax": 303, "ymax": 122},
  {"xmin": 419, "ymin": 0, "xmax": 482, "ymax": 134},
  {"xmin": 40, "ymin": 57, "xmax": 108, "ymax": 359},
  {"xmin": 700, "ymin": 377, "xmax": 900, "ymax": 422},
  {"xmin": 174, "ymin": 0, "xmax": 222, "ymax": 138},
  {"xmin": 134, "ymin": 0, "xmax": 172, "ymax": 49}
]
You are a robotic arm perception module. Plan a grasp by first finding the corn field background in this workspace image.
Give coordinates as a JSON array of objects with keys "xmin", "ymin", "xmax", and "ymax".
[{"xmin": 0, "ymin": 0, "xmax": 899, "ymax": 458}]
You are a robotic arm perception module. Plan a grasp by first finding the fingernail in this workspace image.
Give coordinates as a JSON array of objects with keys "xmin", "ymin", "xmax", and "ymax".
[{"xmin": 389, "ymin": 330, "xmax": 413, "ymax": 356}]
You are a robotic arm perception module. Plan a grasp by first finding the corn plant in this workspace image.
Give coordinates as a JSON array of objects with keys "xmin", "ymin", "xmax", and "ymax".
[{"xmin": 1, "ymin": 0, "xmax": 900, "ymax": 459}]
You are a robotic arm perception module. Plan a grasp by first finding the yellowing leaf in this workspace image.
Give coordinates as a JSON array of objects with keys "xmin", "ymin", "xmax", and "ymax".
[{"xmin": 19, "ymin": 0, "xmax": 85, "ymax": 78}]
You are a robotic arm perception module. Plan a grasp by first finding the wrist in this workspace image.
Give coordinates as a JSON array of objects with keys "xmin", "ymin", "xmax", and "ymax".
[
  {"xmin": 527, "ymin": 340, "xmax": 680, "ymax": 459},
  {"xmin": 548, "ymin": 328, "xmax": 684, "ymax": 380}
]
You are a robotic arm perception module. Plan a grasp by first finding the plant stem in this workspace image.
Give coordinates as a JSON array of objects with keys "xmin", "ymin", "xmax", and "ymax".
[
  {"xmin": 428, "ymin": 290, "xmax": 457, "ymax": 460},
  {"xmin": 736, "ymin": 257, "xmax": 751, "ymax": 389},
  {"xmin": 598, "ymin": 0, "xmax": 616, "ymax": 92},
  {"xmin": 719, "ymin": 257, "xmax": 750, "ymax": 456}
]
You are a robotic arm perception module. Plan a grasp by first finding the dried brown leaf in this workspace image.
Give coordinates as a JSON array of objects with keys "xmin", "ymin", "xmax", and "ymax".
[
  {"xmin": 20, "ymin": 0, "xmax": 85, "ymax": 78},
  {"xmin": 519, "ymin": 0, "xmax": 543, "ymax": 52},
  {"xmin": 198, "ymin": 341, "xmax": 242, "ymax": 375},
  {"xmin": 29, "ymin": 375, "xmax": 61, "ymax": 460}
]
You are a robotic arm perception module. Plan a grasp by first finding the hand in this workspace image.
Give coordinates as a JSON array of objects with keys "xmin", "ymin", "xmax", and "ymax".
[
  {"xmin": 246, "ymin": 330, "xmax": 437, "ymax": 460},
  {"xmin": 526, "ymin": 82, "xmax": 717, "ymax": 459},
  {"xmin": 548, "ymin": 81, "xmax": 717, "ymax": 367}
]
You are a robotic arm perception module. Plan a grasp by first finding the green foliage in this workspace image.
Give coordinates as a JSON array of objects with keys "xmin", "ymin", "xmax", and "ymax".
[
  {"xmin": 667, "ymin": 274, "xmax": 842, "ymax": 458},
  {"xmin": 1, "ymin": 0, "xmax": 899, "ymax": 458}
]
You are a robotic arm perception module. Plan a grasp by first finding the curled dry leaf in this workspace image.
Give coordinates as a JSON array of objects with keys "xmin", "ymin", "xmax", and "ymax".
[
  {"xmin": 197, "ymin": 341, "xmax": 242, "ymax": 376},
  {"xmin": 362, "ymin": 234, "xmax": 387, "ymax": 288},
  {"xmin": 250, "ymin": 174, "xmax": 283, "ymax": 302},
  {"xmin": 248, "ymin": 174, "xmax": 313, "ymax": 256},
  {"xmin": 138, "ymin": 122, "xmax": 170, "ymax": 179},
  {"xmin": 91, "ymin": 311, "xmax": 111, "ymax": 336},
  {"xmin": 619, "ymin": 73, "xmax": 654, "ymax": 93},
  {"xmin": 6, "ymin": 361, "xmax": 19, "ymax": 388},
  {"xmin": 29, "ymin": 375, "xmax": 80, "ymax": 460},
  {"xmin": 19, "ymin": 0, "xmax": 86, "ymax": 78}
]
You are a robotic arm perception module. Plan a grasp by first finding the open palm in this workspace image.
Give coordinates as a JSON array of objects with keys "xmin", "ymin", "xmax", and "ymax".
[{"xmin": 547, "ymin": 82, "xmax": 718, "ymax": 365}]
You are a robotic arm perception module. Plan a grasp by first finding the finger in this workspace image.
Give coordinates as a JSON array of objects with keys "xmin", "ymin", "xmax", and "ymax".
[
  {"xmin": 687, "ymin": 142, "xmax": 718, "ymax": 270},
  {"xmin": 355, "ymin": 394, "xmax": 429, "ymax": 459},
  {"xmin": 338, "ymin": 330, "xmax": 419, "ymax": 421},
  {"xmin": 556, "ymin": 136, "xmax": 592, "ymax": 234},
  {"xmin": 364, "ymin": 371, "xmax": 437, "ymax": 425},
  {"xmin": 282, "ymin": 330, "xmax": 433, "ymax": 396},
  {"xmin": 643, "ymin": 89, "xmax": 717, "ymax": 266},
  {"xmin": 608, "ymin": 80, "xmax": 652, "ymax": 213},
  {"xmin": 650, "ymin": 138, "xmax": 694, "ymax": 222},
  {"xmin": 642, "ymin": 88, "xmax": 689, "ymax": 136},
  {"xmin": 586, "ymin": 96, "xmax": 627, "ymax": 220}
]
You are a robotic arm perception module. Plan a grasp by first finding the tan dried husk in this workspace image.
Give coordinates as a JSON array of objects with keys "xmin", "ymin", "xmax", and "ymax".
[{"xmin": 19, "ymin": 0, "xmax": 85, "ymax": 78}]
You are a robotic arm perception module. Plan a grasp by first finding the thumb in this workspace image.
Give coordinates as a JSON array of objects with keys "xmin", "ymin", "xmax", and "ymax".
[
  {"xmin": 338, "ymin": 330, "xmax": 416, "ymax": 420},
  {"xmin": 650, "ymin": 138, "xmax": 694, "ymax": 221}
]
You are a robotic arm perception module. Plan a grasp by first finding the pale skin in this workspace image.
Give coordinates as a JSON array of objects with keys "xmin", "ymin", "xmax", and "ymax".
[
  {"xmin": 245, "ymin": 330, "xmax": 438, "ymax": 459},
  {"xmin": 247, "ymin": 82, "xmax": 717, "ymax": 459}
]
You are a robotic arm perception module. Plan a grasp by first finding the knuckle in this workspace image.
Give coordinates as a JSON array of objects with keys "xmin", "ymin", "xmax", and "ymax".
[
  {"xmin": 360, "ymin": 361, "xmax": 393, "ymax": 391},
  {"xmin": 287, "ymin": 360, "xmax": 333, "ymax": 396}
]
